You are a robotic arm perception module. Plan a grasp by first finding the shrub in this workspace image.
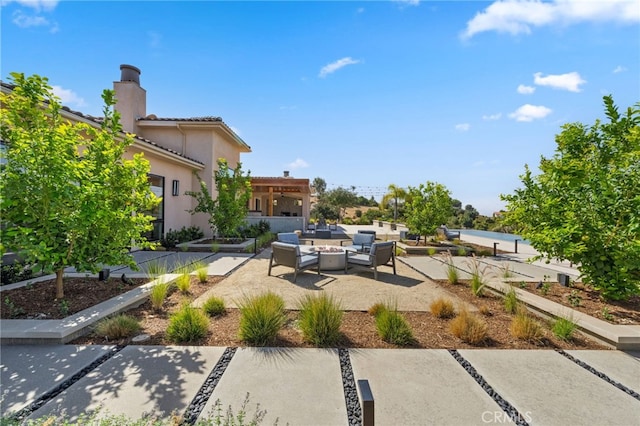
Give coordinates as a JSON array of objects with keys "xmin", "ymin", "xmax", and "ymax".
[
  {"xmin": 167, "ymin": 304, "xmax": 209, "ymax": 343},
  {"xmin": 176, "ymin": 273, "xmax": 192, "ymax": 294},
  {"xmin": 430, "ymin": 298, "xmax": 456, "ymax": 319},
  {"xmin": 146, "ymin": 260, "xmax": 168, "ymax": 277},
  {"xmin": 510, "ymin": 311, "xmax": 544, "ymax": 342},
  {"xmin": 501, "ymin": 262, "xmax": 514, "ymax": 279},
  {"xmin": 298, "ymin": 293, "xmax": 344, "ymax": 346},
  {"xmin": 160, "ymin": 226, "xmax": 204, "ymax": 248},
  {"xmin": 503, "ymin": 287, "xmax": 519, "ymax": 314},
  {"xmin": 94, "ymin": 314, "xmax": 141, "ymax": 340},
  {"xmin": 1, "ymin": 262, "xmax": 33, "ymax": 285},
  {"xmin": 368, "ymin": 302, "xmax": 387, "ymax": 317},
  {"xmin": 465, "ymin": 255, "xmax": 491, "ymax": 297},
  {"xmin": 238, "ymin": 292, "xmax": 286, "ymax": 346},
  {"xmin": 552, "ymin": 315, "xmax": 578, "ymax": 341},
  {"xmin": 149, "ymin": 280, "xmax": 172, "ymax": 311},
  {"xmin": 450, "ymin": 309, "xmax": 488, "ymax": 345},
  {"xmin": 427, "ymin": 247, "xmax": 437, "ymax": 256},
  {"xmin": 444, "ymin": 251, "xmax": 458, "ymax": 284},
  {"xmin": 376, "ymin": 306, "xmax": 414, "ymax": 346},
  {"xmin": 195, "ymin": 265, "xmax": 208, "ymax": 284},
  {"xmin": 203, "ymin": 296, "xmax": 226, "ymax": 317}
]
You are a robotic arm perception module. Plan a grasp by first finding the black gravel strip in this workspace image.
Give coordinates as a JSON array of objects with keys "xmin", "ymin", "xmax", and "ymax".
[
  {"xmin": 556, "ymin": 349, "xmax": 640, "ymax": 401},
  {"xmin": 448, "ymin": 349, "xmax": 530, "ymax": 426},
  {"xmin": 9, "ymin": 345, "xmax": 126, "ymax": 422},
  {"xmin": 338, "ymin": 348, "xmax": 363, "ymax": 426},
  {"xmin": 182, "ymin": 347, "xmax": 237, "ymax": 425}
]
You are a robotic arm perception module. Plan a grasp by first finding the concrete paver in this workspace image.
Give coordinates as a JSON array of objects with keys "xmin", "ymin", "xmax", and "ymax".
[
  {"xmin": 565, "ymin": 350, "xmax": 640, "ymax": 392},
  {"xmin": 202, "ymin": 348, "xmax": 348, "ymax": 425},
  {"xmin": 0, "ymin": 345, "xmax": 114, "ymax": 416},
  {"xmin": 27, "ymin": 346, "xmax": 227, "ymax": 422},
  {"xmin": 349, "ymin": 349, "xmax": 500, "ymax": 425},
  {"xmin": 197, "ymin": 253, "xmax": 253, "ymax": 276},
  {"xmin": 459, "ymin": 349, "xmax": 640, "ymax": 426}
]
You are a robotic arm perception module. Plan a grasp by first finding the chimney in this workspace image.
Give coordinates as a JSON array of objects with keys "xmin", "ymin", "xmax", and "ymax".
[
  {"xmin": 120, "ymin": 64, "xmax": 141, "ymax": 85},
  {"xmin": 283, "ymin": 171, "xmax": 290, "ymax": 178},
  {"xmin": 114, "ymin": 64, "xmax": 146, "ymax": 133}
]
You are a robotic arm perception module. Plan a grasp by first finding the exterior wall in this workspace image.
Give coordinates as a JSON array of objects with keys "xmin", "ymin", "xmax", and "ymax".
[
  {"xmin": 123, "ymin": 147, "xmax": 197, "ymax": 235},
  {"xmin": 246, "ymin": 216, "xmax": 305, "ymax": 233},
  {"xmin": 136, "ymin": 126, "xmax": 248, "ymax": 238}
]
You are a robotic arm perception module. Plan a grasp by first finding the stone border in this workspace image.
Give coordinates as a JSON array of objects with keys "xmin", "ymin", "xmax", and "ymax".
[
  {"xmin": 0, "ymin": 274, "xmax": 180, "ymax": 344},
  {"xmin": 177, "ymin": 237, "xmax": 256, "ymax": 252}
]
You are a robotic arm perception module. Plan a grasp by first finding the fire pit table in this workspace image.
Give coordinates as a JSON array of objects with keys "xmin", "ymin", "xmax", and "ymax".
[{"xmin": 310, "ymin": 246, "xmax": 354, "ymax": 271}]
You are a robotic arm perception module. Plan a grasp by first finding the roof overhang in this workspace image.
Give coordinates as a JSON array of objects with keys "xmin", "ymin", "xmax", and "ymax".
[
  {"xmin": 137, "ymin": 119, "xmax": 251, "ymax": 153},
  {"xmin": 251, "ymin": 177, "xmax": 311, "ymax": 194}
]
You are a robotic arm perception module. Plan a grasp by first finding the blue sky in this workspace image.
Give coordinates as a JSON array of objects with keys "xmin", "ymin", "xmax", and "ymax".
[{"xmin": 2, "ymin": 0, "xmax": 639, "ymax": 215}]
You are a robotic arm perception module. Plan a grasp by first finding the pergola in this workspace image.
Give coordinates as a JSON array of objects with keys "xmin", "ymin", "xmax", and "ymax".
[{"xmin": 250, "ymin": 175, "xmax": 311, "ymax": 219}]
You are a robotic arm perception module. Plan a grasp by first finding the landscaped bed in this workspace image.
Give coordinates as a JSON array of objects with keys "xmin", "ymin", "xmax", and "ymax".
[
  {"xmin": 2, "ymin": 255, "xmax": 636, "ymax": 350},
  {"xmin": 64, "ymin": 274, "xmax": 623, "ymax": 350}
]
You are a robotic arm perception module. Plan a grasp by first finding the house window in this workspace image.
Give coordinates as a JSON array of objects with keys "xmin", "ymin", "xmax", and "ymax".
[
  {"xmin": 146, "ymin": 174, "xmax": 164, "ymax": 241},
  {"xmin": 255, "ymin": 198, "xmax": 261, "ymax": 211}
]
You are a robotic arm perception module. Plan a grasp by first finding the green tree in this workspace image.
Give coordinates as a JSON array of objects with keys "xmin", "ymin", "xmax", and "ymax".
[
  {"xmin": 312, "ymin": 177, "xmax": 327, "ymax": 196},
  {"xmin": 187, "ymin": 158, "xmax": 252, "ymax": 238},
  {"xmin": 501, "ymin": 96, "xmax": 640, "ymax": 300},
  {"xmin": 324, "ymin": 186, "xmax": 358, "ymax": 222},
  {"xmin": 405, "ymin": 182, "xmax": 453, "ymax": 245},
  {"xmin": 0, "ymin": 73, "xmax": 159, "ymax": 299},
  {"xmin": 380, "ymin": 184, "xmax": 408, "ymax": 222}
]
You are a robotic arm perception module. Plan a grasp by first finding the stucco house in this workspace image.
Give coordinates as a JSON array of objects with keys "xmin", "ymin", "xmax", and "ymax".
[{"xmin": 2, "ymin": 64, "xmax": 312, "ymax": 239}]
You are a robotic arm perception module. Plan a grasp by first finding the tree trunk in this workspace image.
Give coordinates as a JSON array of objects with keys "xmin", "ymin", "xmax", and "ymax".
[{"xmin": 55, "ymin": 269, "xmax": 64, "ymax": 299}]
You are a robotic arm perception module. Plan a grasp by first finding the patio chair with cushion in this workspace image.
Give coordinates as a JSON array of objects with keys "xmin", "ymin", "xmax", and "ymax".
[
  {"xmin": 345, "ymin": 241, "xmax": 396, "ymax": 280},
  {"xmin": 268, "ymin": 241, "xmax": 320, "ymax": 282},
  {"xmin": 277, "ymin": 232, "xmax": 314, "ymax": 252},
  {"xmin": 437, "ymin": 225, "xmax": 460, "ymax": 241},
  {"xmin": 340, "ymin": 232, "xmax": 375, "ymax": 253}
]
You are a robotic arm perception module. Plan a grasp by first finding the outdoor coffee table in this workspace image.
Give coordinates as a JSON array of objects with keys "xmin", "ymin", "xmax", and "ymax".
[{"xmin": 311, "ymin": 246, "xmax": 353, "ymax": 271}]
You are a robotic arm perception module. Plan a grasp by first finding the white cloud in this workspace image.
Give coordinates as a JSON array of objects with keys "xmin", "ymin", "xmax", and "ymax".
[
  {"xmin": 509, "ymin": 104, "xmax": 552, "ymax": 122},
  {"xmin": 533, "ymin": 71, "xmax": 586, "ymax": 92},
  {"xmin": 462, "ymin": 0, "xmax": 639, "ymax": 39},
  {"xmin": 613, "ymin": 65, "xmax": 627, "ymax": 73},
  {"xmin": 319, "ymin": 57, "xmax": 361, "ymax": 78},
  {"xmin": 52, "ymin": 85, "xmax": 86, "ymax": 108},
  {"xmin": 455, "ymin": 123, "xmax": 470, "ymax": 132},
  {"xmin": 356, "ymin": 7, "xmax": 365, "ymax": 14},
  {"xmin": 288, "ymin": 158, "xmax": 309, "ymax": 169},
  {"xmin": 2, "ymin": 0, "xmax": 59, "ymax": 12},
  {"xmin": 393, "ymin": 0, "xmax": 420, "ymax": 6},
  {"xmin": 10, "ymin": 7, "xmax": 58, "ymax": 32},
  {"xmin": 517, "ymin": 84, "xmax": 535, "ymax": 94},
  {"xmin": 482, "ymin": 113, "xmax": 502, "ymax": 121}
]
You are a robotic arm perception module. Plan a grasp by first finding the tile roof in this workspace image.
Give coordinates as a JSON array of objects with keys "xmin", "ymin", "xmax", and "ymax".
[
  {"xmin": 1, "ymin": 82, "xmax": 204, "ymax": 166},
  {"xmin": 138, "ymin": 116, "xmax": 222, "ymax": 122}
]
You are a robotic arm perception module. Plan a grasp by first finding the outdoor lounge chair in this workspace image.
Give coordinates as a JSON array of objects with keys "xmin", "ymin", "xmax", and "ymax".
[
  {"xmin": 277, "ymin": 232, "xmax": 314, "ymax": 253},
  {"xmin": 345, "ymin": 241, "xmax": 396, "ymax": 280},
  {"xmin": 340, "ymin": 232, "xmax": 375, "ymax": 253},
  {"xmin": 268, "ymin": 241, "xmax": 320, "ymax": 282},
  {"xmin": 277, "ymin": 232, "xmax": 314, "ymax": 246},
  {"xmin": 437, "ymin": 225, "xmax": 460, "ymax": 241}
]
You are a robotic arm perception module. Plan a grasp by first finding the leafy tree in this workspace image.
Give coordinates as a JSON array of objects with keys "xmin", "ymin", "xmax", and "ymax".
[
  {"xmin": 0, "ymin": 73, "xmax": 159, "ymax": 299},
  {"xmin": 323, "ymin": 186, "xmax": 358, "ymax": 222},
  {"xmin": 312, "ymin": 177, "xmax": 327, "ymax": 196},
  {"xmin": 501, "ymin": 96, "xmax": 640, "ymax": 300},
  {"xmin": 187, "ymin": 159, "xmax": 252, "ymax": 238},
  {"xmin": 405, "ymin": 182, "xmax": 453, "ymax": 245},
  {"xmin": 381, "ymin": 184, "xmax": 408, "ymax": 222}
]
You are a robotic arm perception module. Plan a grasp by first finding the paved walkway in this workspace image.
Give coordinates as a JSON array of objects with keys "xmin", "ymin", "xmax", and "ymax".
[{"xmin": 1, "ymin": 345, "xmax": 638, "ymax": 425}]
